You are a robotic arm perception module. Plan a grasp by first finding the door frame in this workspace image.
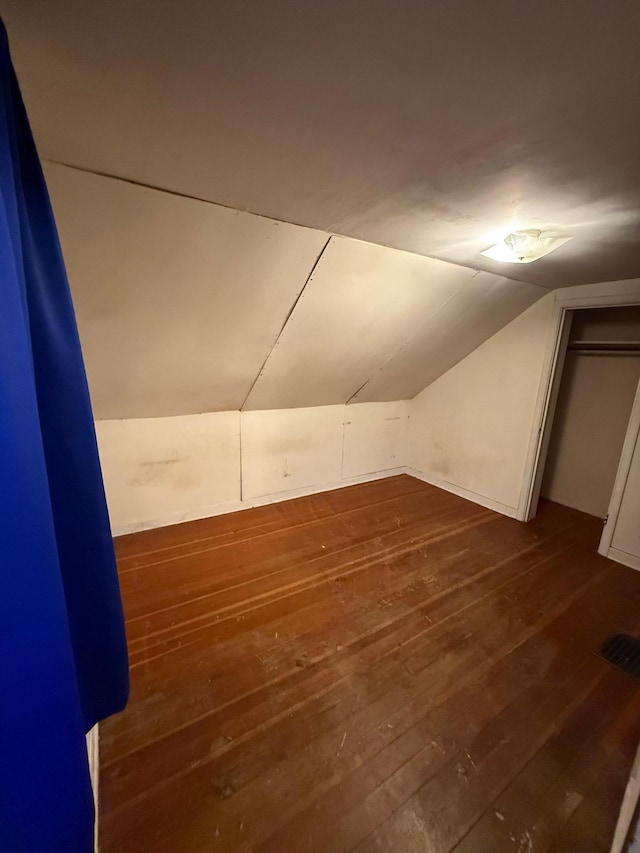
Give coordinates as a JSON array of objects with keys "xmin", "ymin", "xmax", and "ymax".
[
  {"xmin": 517, "ymin": 285, "xmax": 640, "ymax": 524},
  {"xmin": 599, "ymin": 375, "xmax": 640, "ymax": 560}
]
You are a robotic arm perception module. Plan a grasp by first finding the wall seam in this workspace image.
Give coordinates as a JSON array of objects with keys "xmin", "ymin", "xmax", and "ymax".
[
  {"xmin": 340, "ymin": 404, "xmax": 347, "ymax": 479},
  {"xmin": 239, "ymin": 235, "xmax": 332, "ymax": 410},
  {"xmin": 43, "ymin": 160, "xmax": 546, "ymax": 291},
  {"xmin": 238, "ymin": 411, "xmax": 244, "ymax": 501},
  {"xmin": 345, "ymin": 275, "xmax": 477, "ymax": 404},
  {"xmin": 347, "ymin": 276, "xmax": 549, "ymax": 404}
]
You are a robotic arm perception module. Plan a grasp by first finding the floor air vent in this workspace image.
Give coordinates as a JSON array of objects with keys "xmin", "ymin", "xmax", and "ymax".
[{"xmin": 600, "ymin": 633, "xmax": 640, "ymax": 681}]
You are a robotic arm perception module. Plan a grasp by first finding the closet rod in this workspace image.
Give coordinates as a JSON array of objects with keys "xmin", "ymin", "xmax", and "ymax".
[{"xmin": 568, "ymin": 340, "xmax": 640, "ymax": 354}]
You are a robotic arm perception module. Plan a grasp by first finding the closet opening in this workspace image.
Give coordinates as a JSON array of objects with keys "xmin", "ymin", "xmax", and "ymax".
[{"xmin": 527, "ymin": 305, "xmax": 640, "ymax": 562}]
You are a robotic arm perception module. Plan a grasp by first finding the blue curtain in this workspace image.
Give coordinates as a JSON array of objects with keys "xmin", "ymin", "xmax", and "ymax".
[{"xmin": 0, "ymin": 20, "xmax": 129, "ymax": 853}]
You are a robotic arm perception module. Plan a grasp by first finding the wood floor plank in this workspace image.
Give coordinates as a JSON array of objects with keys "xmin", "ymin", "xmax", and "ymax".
[
  {"xmin": 102, "ymin": 519, "xmax": 594, "ymax": 814},
  {"xmin": 100, "ymin": 476, "xmax": 640, "ymax": 853},
  {"xmin": 254, "ymin": 584, "xmax": 637, "ymax": 853},
  {"xmin": 114, "ymin": 475, "xmax": 429, "ymax": 564},
  {"xmin": 104, "ymin": 511, "xmax": 582, "ymax": 768},
  {"xmin": 452, "ymin": 670, "xmax": 640, "ymax": 852}
]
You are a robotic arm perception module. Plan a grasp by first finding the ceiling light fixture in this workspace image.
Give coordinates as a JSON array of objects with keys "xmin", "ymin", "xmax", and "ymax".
[{"xmin": 481, "ymin": 229, "xmax": 572, "ymax": 264}]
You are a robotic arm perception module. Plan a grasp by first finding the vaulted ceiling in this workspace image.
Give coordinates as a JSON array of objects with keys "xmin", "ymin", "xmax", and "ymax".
[
  {"xmin": 44, "ymin": 162, "xmax": 543, "ymax": 417},
  {"xmin": 3, "ymin": 1, "xmax": 639, "ymax": 416},
  {"xmin": 5, "ymin": 0, "xmax": 640, "ymax": 288}
]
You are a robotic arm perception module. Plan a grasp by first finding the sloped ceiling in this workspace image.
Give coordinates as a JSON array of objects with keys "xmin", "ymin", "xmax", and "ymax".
[
  {"xmin": 43, "ymin": 164, "xmax": 328, "ymax": 418},
  {"xmin": 243, "ymin": 237, "xmax": 542, "ymax": 409},
  {"xmin": 46, "ymin": 163, "xmax": 545, "ymax": 417},
  {"xmin": 5, "ymin": 3, "xmax": 638, "ymax": 418},
  {"xmin": 3, "ymin": 0, "xmax": 640, "ymax": 287}
]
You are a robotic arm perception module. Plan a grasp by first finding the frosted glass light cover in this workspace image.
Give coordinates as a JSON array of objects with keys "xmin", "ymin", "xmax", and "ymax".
[{"xmin": 481, "ymin": 230, "xmax": 572, "ymax": 264}]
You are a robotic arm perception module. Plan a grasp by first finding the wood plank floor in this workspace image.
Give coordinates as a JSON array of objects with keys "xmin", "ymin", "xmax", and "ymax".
[{"xmin": 100, "ymin": 474, "xmax": 640, "ymax": 853}]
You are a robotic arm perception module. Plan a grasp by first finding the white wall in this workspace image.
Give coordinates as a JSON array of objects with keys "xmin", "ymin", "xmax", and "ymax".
[
  {"xmin": 408, "ymin": 292, "xmax": 556, "ymax": 514},
  {"xmin": 408, "ymin": 279, "xmax": 640, "ymax": 542},
  {"xmin": 96, "ymin": 412, "xmax": 242, "ymax": 533},
  {"xmin": 97, "ymin": 402, "xmax": 409, "ymax": 535},
  {"xmin": 241, "ymin": 405, "xmax": 345, "ymax": 499},
  {"xmin": 342, "ymin": 401, "xmax": 408, "ymax": 479},
  {"xmin": 541, "ymin": 352, "xmax": 640, "ymax": 517}
]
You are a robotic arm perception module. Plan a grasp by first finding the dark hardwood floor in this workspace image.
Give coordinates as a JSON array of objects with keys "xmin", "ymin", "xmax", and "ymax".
[{"xmin": 100, "ymin": 474, "xmax": 640, "ymax": 852}]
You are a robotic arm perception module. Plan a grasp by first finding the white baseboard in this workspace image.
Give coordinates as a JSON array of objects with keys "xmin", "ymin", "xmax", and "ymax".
[
  {"xmin": 606, "ymin": 547, "xmax": 640, "ymax": 572},
  {"xmin": 110, "ymin": 466, "xmax": 524, "ymax": 537},
  {"xmin": 242, "ymin": 467, "xmax": 407, "ymax": 509},
  {"xmin": 111, "ymin": 467, "xmax": 407, "ymax": 536},
  {"xmin": 112, "ymin": 498, "xmax": 245, "ymax": 536},
  {"xmin": 403, "ymin": 467, "xmax": 520, "ymax": 519},
  {"xmin": 86, "ymin": 725, "xmax": 99, "ymax": 852}
]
